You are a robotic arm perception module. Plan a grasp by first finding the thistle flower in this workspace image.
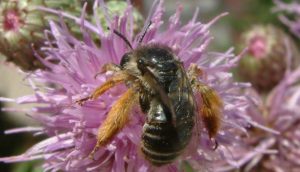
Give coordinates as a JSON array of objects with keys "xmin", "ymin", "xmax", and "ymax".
[
  {"xmin": 261, "ymin": 65, "xmax": 300, "ymax": 172},
  {"xmin": 236, "ymin": 24, "xmax": 299, "ymax": 93},
  {"xmin": 0, "ymin": 1, "xmax": 262, "ymax": 171},
  {"xmin": 273, "ymin": 0, "xmax": 300, "ymax": 39},
  {"xmin": 217, "ymin": 38, "xmax": 300, "ymax": 172}
]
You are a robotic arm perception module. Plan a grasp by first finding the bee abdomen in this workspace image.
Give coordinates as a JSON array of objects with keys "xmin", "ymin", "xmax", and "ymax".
[
  {"xmin": 141, "ymin": 143, "xmax": 180, "ymax": 166},
  {"xmin": 141, "ymin": 122, "xmax": 189, "ymax": 166}
]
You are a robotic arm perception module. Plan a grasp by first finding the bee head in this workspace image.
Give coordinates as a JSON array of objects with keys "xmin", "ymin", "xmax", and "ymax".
[
  {"xmin": 119, "ymin": 51, "xmax": 143, "ymax": 77},
  {"xmin": 120, "ymin": 52, "xmax": 133, "ymax": 68},
  {"xmin": 136, "ymin": 45, "xmax": 176, "ymax": 73}
]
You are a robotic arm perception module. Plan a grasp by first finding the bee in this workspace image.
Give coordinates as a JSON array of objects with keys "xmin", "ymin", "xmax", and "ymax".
[{"xmin": 77, "ymin": 22, "xmax": 223, "ymax": 166}]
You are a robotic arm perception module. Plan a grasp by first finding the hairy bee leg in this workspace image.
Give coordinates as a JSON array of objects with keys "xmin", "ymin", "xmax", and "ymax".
[
  {"xmin": 89, "ymin": 88, "xmax": 138, "ymax": 159},
  {"xmin": 188, "ymin": 64, "xmax": 223, "ymax": 139},
  {"xmin": 196, "ymin": 82, "xmax": 223, "ymax": 138},
  {"xmin": 211, "ymin": 138, "xmax": 219, "ymax": 150},
  {"xmin": 102, "ymin": 63, "xmax": 121, "ymax": 72},
  {"xmin": 94, "ymin": 63, "xmax": 121, "ymax": 79},
  {"xmin": 76, "ymin": 73, "xmax": 128, "ymax": 105},
  {"xmin": 76, "ymin": 96, "xmax": 91, "ymax": 106}
]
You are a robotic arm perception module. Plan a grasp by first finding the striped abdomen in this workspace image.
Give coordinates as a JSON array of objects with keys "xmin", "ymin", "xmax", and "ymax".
[{"xmin": 141, "ymin": 99, "xmax": 195, "ymax": 166}]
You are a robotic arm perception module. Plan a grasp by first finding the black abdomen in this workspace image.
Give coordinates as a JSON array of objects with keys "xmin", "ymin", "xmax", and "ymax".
[
  {"xmin": 141, "ymin": 99, "xmax": 194, "ymax": 166},
  {"xmin": 141, "ymin": 118, "xmax": 194, "ymax": 166}
]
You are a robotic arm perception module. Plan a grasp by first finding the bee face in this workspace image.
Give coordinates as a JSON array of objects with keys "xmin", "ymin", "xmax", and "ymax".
[
  {"xmin": 120, "ymin": 52, "xmax": 133, "ymax": 68},
  {"xmin": 135, "ymin": 45, "xmax": 176, "ymax": 71},
  {"xmin": 119, "ymin": 51, "xmax": 147, "ymax": 78},
  {"xmin": 121, "ymin": 45, "xmax": 177, "ymax": 76}
]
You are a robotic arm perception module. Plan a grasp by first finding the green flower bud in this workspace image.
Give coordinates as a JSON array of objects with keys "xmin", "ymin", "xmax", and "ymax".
[
  {"xmin": 0, "ymin": 0, "xmax": 82, "ymax": 71},
  {"xmin": 237, "ymin": 25, "xmax": 300, "ymax": 93},
  {"xmin": 0, "ymin": 0, "xmax": 144, "ymax": 71},
  {"xmin": 93, "ymin": 0, "xmax": 144, "ymax": 34}
]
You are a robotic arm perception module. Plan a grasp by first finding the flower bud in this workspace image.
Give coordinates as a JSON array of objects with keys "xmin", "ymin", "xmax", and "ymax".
[
  {"xmin": 92, "ymin": 0, "xmax": 144, "ymax": 34},
  {"xmin": 0, "ymin": 0, "xmax": 144, "ymax": 71},
  {"xmin": 0, "ymin": 0, "xmax": 83, "ymax": 71},
  {"xmin": 237, "ymin": 25, "xmax": 299, "ymax": 92}
]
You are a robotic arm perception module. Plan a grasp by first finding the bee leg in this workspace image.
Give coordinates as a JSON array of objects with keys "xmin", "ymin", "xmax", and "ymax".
[
  {"xmin": 76, "ymin": 96, "xmax": 92, "ymax": 106},
  {"xmin": 188, "ymin": 64, "xmax": 223, "ymax": 140},
  {"xmin": 196, "ymin": 82, "xmax": 223, "ymax": 139},
  {"xmin": 76, "ymin": 72, "xmax": 128, "ymax": 105},
  {"xmin": 89, "ymin": 88, "xmax": 138, "ymax": 159},
  {"xmin": 211, "ymin": 138, "xmax": 219, "ymax": 150},
  {"xmin": 94, "ymin": 63, "xmax": 121, "ymax": 79}
]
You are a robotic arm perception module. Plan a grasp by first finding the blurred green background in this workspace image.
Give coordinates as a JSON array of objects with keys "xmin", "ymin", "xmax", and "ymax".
[{"xmin": 0, "ymin": 0, "xmax": 295, "ymax": 171}]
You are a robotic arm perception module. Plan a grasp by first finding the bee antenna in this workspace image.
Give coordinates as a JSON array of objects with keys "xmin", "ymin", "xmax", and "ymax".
[
  {"xmin": 139, "ymin": 21, "xmax": 152, "ymax": 44},
  {"xmin": 108, "ymin": 27, "xmax": 133, "ymax": 50}
]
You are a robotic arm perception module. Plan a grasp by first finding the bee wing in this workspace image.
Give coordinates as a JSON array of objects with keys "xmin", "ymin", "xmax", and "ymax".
[
  {"xmin": 177, "ymin": 64, "xmax": 203, "ymax": 155},
  {"xmin": 186, "ymin": 63, "xmax": 223, "ymax": 149},
  {"xmin": 142, "ymin": 66, "xmax": 177, "ymax": 125}
]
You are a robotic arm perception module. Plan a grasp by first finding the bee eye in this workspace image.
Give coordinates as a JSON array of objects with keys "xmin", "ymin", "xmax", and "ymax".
[
  {"xmin": 120, "ymin": 53, "xmax": 132, "ymax": 67},
  {"xmin": 138, "ymin": 59, "xmax": 144, "ymax": 65}
]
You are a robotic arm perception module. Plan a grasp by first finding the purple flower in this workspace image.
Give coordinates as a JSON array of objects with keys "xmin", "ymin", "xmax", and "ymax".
[
  {"xmin": 261, "ymin": 66, "xmax": 300, "ymax": 172},
  {"xmin": 273, "ymin": 0, "xmax": 300, "ymax": 38},
  {"xmin": 0, "ymin": 1, "xmax": 262, "ymax": 171},
  {"xmin": 216, "ymin": 39, "xmax": 300, "ymax": 172}
]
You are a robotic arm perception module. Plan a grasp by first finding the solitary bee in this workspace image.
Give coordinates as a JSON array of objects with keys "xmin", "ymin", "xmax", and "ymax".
[{"xmin": 77, "ymin": 23, "xmax": 223, "ymax": 166}]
